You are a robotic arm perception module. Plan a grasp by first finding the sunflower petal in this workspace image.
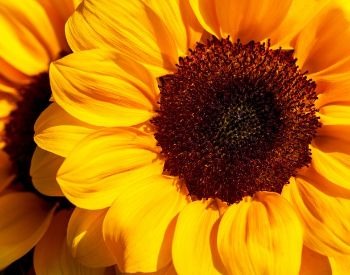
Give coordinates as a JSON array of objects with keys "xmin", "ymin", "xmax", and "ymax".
[
  {"xmin": 30, "ymin": 147, "xmax": 64, "ymax": 197},
  {"xmin": 67, "ymin": 208, "xmax": 116, "ymax": 268},
  {"xmin": 172, "ymin": 199, "xmax": 226, "ymax": 275},
  {"xmin": 329, "ymin": 254, "xmax": 350, "ymax": 275},
  {"xmin": 215, "ymin": 0, "xmax": 292, "ymax": 42},
  {"xmin": 0, "ymin": 150, "xmax": 13, "ymax": 192},
  {"xmin": 66, "ymin": 0, "xmax": 178, "ymax": 69},
  {"xmin": 57, "ymin": 127, "xmax": 163, "ymax": 210},
  {"xmin": 104, "ymin": 176, "xmax": 188, "ymax": 273},
  {"xmin": 0, "ymin": 192, "xmax": 56, "ymax": 269},
  {"xmin": 217, "ymin": 192, "xmax": 303, "ymax": 275},
  {"xmin": 34, "ymin": 103, "xmax": 99, "ymax": 157},
  {"xmin": 34, "ymin": 210, "xmax": 110, "ymax": 275},
  {"xmin": 287, "ymin": 177, "xmax": 350, "ymax": 255},
  {"xmin": 0, "ymin": 0, "xmax": 62, "ymax": 75},
  {"xmin": 319, "ymin": 105, "xmax": 350, "ymax": 125},
  {"xmin": 299, "ymin": 246, "xmax": 331, "ymax": 275},
  {"xmin": 50, "ymin": 49, "xmax": 156, "ymax": 127}
]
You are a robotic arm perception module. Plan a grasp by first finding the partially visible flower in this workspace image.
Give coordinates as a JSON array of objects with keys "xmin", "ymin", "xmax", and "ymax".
[
  {"xmin": 0, "ymin": 0, "xmax": 116, "ymax": 274},
  {"xmin": 35, "ymin": 0, "xmax": 350, "ymax": 274}
]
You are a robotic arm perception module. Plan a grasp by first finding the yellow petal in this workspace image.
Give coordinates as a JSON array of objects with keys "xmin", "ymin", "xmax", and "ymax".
[
  {"xmin": 66, "ymin": 0, "xmax": 178, "ymax": 70},
  {"xmin": 0, "ymin": 192, "xmax": 56, "ymax": 269},
  {"xmin": 30, "ymin": 147, "xmax": 64, "ymax": 197},
  {"xmin": 0, "ymin": 0, "xmax": 62, "ymax": 75},
  {"xmin": 67, "ymin": 208, "xmax": 116, "ymax": 268},
  {"xmin": 0, "ymin": 150, "xmax": 14, "ymax": 192},
  {"xmin": 34, "ymin": 210, "xmax": 110, "ymax": 275},
  {"xmin": 34, "ymin": 103, "xmax": 99, "ymax": 157},
  {"xmin": 104, "ymin": 176, "xmax": 188, "ymax": 273},
  {"xmin": 311, "ymin": 138, "xmax": 350, "ymax": 190},
  {"xmin": 189, "ymin": 0, "xmax": 220, "ymax": 37},
  {"xmin": 57, "ymin": 127, "xmax": 163, "ymax": 209},
  {"xmin": 172, "ymin": 199, "xmax": 226, "ymax": 275},
  {"xmin": 312, "ymin": 72, "xmax": 350, "ymax": 108},
  {"xmin": 294, "ymin": 3, "xmax": 350, "ymax": 73},
  {"xmin": 270, "ymin": 0, "xmax": 330, "ymax": 47},
  {"xmin": 215, "ymin": 0, "xmax": 292, "ymax": 42},
  {"xmin": 217, "ymin": 192, "xmax": 303, "ymax": 275},
  {"xmin": 299, "ymin": 246, "xmax": 331, "ymax": 275},
  {"xmin": 329, "ymin": 254, "xmax": 350, "ymax": 275},
  {"xmin": 50, "ymin": 49, "xmax": 157, "ymax": 127},
  {"xmin": 287, "ymin": 177, "xmax": 350, "ymax": 255}
]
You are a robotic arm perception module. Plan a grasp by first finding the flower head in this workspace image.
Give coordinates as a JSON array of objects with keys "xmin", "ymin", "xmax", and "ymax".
[{"xmin": 36, "ymin": 0, "xmax": 350, "ymax": 274}]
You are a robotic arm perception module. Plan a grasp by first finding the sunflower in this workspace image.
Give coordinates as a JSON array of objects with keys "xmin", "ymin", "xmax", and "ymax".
[
  {"xmin": 34, "ymin": 0, "xmax": 350, "ymax": 274},
  {"xmin": 0, "ymin": 0, "xmax": 116, "ymax": 273}
]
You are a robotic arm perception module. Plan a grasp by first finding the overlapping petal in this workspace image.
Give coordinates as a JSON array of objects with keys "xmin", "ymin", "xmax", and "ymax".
[
  {"xmin": 103, "ymin": 175, "xmax": 188, "ymax": 273},
  {"xmin": 217, "ymin": 192, "xmax": 303, "ymax": 275}
]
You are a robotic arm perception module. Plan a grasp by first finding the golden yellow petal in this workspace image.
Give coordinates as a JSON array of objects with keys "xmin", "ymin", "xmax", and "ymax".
[
  {"xmin": 218, "ymin": 192, "xmax": 303, "ymax": 275},
  {"xmin": 286, "ymin": 177, "xmax": 350, "ymax": 256},
  {"xmin": 104, "ymin": 176, "xmax": 188, "ymax": 273},
  {"xmin": 57, "ymin": 127, "xmax": 163, "ymax": 209},
  {"xmin": 329, "ymin": 254, "xmax": 350, "ymax": 275},
  {"xmin": 299, "ymin": 246, "xmax": 331, "ymax": 275},
  {"xmin": 319, "ymin": 104, "xmax": 350, "ymax": 125},
  {"xmin": 66, "ymin": 0, "xmax": 178, "ymax": 70},
  {"xmin": 34, "ymin": 103, "xmax": 99, "ymax": 157},
  {"xmin": 189, "ymin": 0, "xmax": 220, "ymax": 37},
  {"xmin": 215, "ymin": 0, "xmax": 292, "ymax": 42},
  {"xmin": 50, "ymin": 50, "xmax": 157, "ymax": 127},
  {"xmin": 0, "ymin": 0, "xmax": 62, "ymax": 75},
  {"xmin": 294, "ymin": 3, "xmax": 350, "ymax": 73},
  {"xmin": 34, "ymin": 210, "xmax": 109, "ymax": 275},
  {"xmin": 0, "ymin": 192, "xmax": 56, "ymax": 269},
  {"xmin": 311, "ymin": 139, "xmax": 350, "ymax": 190},
  {"xmin": 67, "ymin": 208, "xmax": 116, "ymax": 268},
  {"xmin": 30, "ymin": 147, "xmax": 64, "ymax": 197},
  {"xmin": 172, "ymin": 199, "xmax": 226, "ymax": 275}
]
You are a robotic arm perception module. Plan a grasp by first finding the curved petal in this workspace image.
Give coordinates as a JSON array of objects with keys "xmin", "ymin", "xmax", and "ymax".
[
  {"xmin": 0, "ymin": 0, "xmax": 62, "ymax": 75},
  {"xmin": 311, "ymin": 137, "xmax": 350, "ymax": 190},
  {"xmin": 30, "ymin": 147, "xmax": 64, "ymax": 197},
  {"xmin": 329, "ymin": 254, "xmax": 350, "ymax": 275},
  {"xmin": 0, "ymin": 150, "xmax": 14, "ymax": 192},
  {"xmin": 286, "ymin": 177, "xmax": 350, "ymax": 256},
  {"xmin": 214, "ymin": 0, "xmax": 292, "ymax": 42},
  {"xmin": 104, "ymin": 176, "xmax": 189, "ymax": 273},
  {"xmin": 34, "ymin": 210, "xmax": 110, "ymax": 275},
  {"xmin": 319, "ymin": 105, "xmax": 350, "ymax": 125},
  {"xmin": 299, "ymin": 246, "xmax": 331, "ymax": 275},
  {"xmin": 50, "ymin": 49, "xmax": 157, "ymax": 128},
  {"xmin": 57, "ymin": 127, "xmax": 163, "ymax": 209},
  {"xmin": 66, "ymin": 0, "xmax": 178, "ymax": 70},
  {"xmin": 34, "ymin": 103, "xmax": 99, "ymax": 157},
  {"xmin": 0, "ymin": 192, "xmax": 56, "ymax": 269},
  {"xmin": 172, "ymin": 199, "xmax": 226, "ymax": 275},
  {"xmin": 67, "ymin": 208, "xmax": 116, "ymax": 268},
  {"xmin": 294, "ymin": 3, "xmax": 350, "ymax": 73},
  {"xmin": 217, "ymin": 192, "xmax": 303, "ymax": 275}
]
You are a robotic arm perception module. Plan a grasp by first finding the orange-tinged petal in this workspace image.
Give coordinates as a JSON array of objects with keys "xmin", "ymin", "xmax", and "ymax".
[
  {"xmin": 58, "ymin": 127, "xmax": 163, "ymax": 209},
  {"xmin": 299, "ymin": 246, "xmax": 331, "ymax": 275},
  {"xmin": 287, "ymin": 177, "xmax": 350, "ymax": 256},
  {"xmin": 34, "ymin": 210, "xmax": 110, "ymax": 275},
  {"xmin": 30, "ymin": 147, "xmax": 64, "ymax": 197},
  {"xmin": 218, "ymin": 192, "xmax": 303, "ymax": 275},
  {"xmin": 189, "ymin": 0, "xmax": 220, "ymax": 37},
  {"xmin": 172, "ymin": 199, "xmax": 226, "ymax": 275},
  {"xmin": 104, "ymin": 176, "xmax": 188, "ymax": 273},
  {"xmin": 66, "ymin": 0, "xmax": 178, "ymax": 70},
  {"xmin": 34, "ymin": 103, "xmax": 99, "ymax": 157},
  {"xmin": 67, "ymin": 208, "xmax": 116, "ymax": 268},
  {"xmin": 215, "ymin": 0, "xmax": 292, "ymax": 42},
  {"xmin": 311, "ymin": 139, "xmax": 350, "ymax": 190},
  {"xmin": 329, "ymin": 254, "xmax": 350, "ymax": 275},
  {"xmin": 0, "ymin": 0, "xmax": 62, "ymax": 75},
  {"xmin": 0, "ymin": 192, "xmax": 56, "ymax": 269},
  {"xmin": 294, "ymin": 3, "xmax": 350, "ymax": 73},
  {"xmin": 319, "ymin": 105, "xmax": 350, "ymax": 125},
  {"xmin": 50, "ymin": 50, "xmax": 157, "ymax": 128}
]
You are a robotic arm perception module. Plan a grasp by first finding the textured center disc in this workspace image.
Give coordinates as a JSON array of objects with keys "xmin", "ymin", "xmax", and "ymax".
[{"xmin": 152, "ymin": 37, "xmax": 320, "ymax": 204}]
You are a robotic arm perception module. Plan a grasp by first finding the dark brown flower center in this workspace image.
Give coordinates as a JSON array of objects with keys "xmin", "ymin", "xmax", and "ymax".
[{"xmin": 152, "ymin": 37, "xmax": 320, "ymax": 204}]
